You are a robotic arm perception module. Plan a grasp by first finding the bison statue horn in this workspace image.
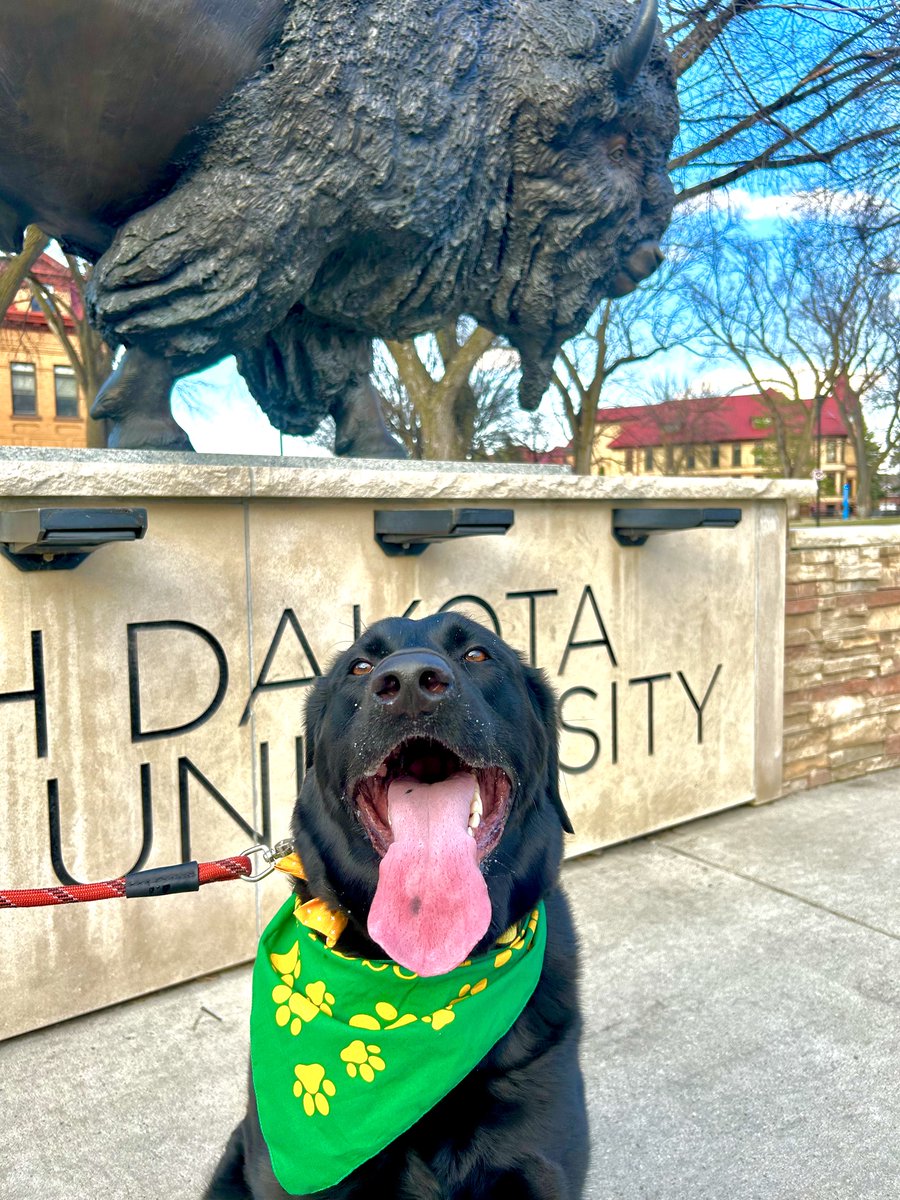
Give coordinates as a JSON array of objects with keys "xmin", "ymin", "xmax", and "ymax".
[{"xmin": 611, "ymin": 0, "xmax": 659, "ymax": 93}]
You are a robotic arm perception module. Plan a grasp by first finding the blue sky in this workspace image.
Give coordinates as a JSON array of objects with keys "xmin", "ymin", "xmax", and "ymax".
[{"xmin": 171, "ymin": 358, "xmax": 331, "ymax": 457}]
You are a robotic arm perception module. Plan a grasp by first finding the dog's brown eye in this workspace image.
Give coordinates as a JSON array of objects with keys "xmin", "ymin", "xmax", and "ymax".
[
  {"xmin": 351, "ymin": 660, "xmax": 373, "ymax": 676},
  {"xmin": 464, "ymin": 647, "xmax": 489, "ymax": 663}
]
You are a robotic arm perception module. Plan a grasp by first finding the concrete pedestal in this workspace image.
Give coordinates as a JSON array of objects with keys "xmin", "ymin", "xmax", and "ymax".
[{"xmin": 0, "ymin": 449, "xmax": 813, "ymax": 1037}]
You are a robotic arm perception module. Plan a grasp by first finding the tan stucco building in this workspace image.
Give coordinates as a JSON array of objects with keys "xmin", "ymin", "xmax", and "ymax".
[{"xmin": 593, "ymin": 389, "xmax": 858, "ymax": 501}]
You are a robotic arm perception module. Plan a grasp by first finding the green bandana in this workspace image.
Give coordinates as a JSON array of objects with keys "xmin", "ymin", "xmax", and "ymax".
[{"xmin": 250, "ymin": 896, "xmax": 547, "ymax": 1194}]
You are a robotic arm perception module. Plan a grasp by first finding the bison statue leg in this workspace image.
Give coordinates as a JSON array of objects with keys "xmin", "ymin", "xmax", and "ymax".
[
  {"xmin": 90, "ymin": 347, "xmax": 193, "ymax": 451},
  {"xmin": 83, "ymin": 106, "xmax": 406, "ymax": 455},
  {"xmin": 236, "ymin": 309, "xmax": 406, "ymax": 458},
  {"xmin": 85, "ymin": 181, "xmax": 282, "ymax": 367},
  {"xmin": 87, "ymin": 203, "xmax": 406, "ymax": 456}
]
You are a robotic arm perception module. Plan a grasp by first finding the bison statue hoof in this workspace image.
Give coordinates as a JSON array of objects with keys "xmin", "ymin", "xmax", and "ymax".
[{"xmin": 91, "ymin": 348, "xmax": 194, "ymax": 452}]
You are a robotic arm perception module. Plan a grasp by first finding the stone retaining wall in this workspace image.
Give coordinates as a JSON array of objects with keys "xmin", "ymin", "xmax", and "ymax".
[{"xmin": 783, "ymin": 527, "xmax": 900, "ymax": 792}]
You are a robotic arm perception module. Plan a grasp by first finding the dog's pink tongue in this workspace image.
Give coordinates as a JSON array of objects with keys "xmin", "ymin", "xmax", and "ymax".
[{"xmin": 367, "ymin": 772, "xmax": 491, "ymax": 977}]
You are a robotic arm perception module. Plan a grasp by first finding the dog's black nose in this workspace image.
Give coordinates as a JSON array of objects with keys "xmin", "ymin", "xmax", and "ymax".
[{"xmin": 369, "ymin": 650, "xmax": 454, "ymax": 717}]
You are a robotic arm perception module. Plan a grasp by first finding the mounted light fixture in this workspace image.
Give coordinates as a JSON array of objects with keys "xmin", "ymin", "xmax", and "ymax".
[
  {"xmin": 374, "ymin": 508, "xmax": 514, "ymax": 556},
  {"xmin": 612, "ymin": 507, "xmax": 742, "ymax": 547},
  {"xmin": 0, "ymin": 507, "xmax": 148, "ymax": 571}
]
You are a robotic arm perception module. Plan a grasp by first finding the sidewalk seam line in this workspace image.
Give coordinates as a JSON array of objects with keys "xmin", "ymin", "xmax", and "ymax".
[{"xmin": 653, "ymin": 842, "xmax": 900, "ymax": 944}]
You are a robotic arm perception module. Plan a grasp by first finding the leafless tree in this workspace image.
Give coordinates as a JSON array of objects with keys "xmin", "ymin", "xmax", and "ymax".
[
  {"xmin": 376, "ymin": 325, "xmax": 528, "ymax": 462},
  {"xmin": 869, "ymin": 314, "xmax": 900, "ymax": 473},
  {"xmin": 686, "ymin": 193, "xmax": 900, "ymax": 515},
  {"xmin": 669, "ymin": 1, "xmax": 900, "ymax": 206},
  {"xmin": 382, "ymin": 319, "xmax": 499, "ymax": 461}
]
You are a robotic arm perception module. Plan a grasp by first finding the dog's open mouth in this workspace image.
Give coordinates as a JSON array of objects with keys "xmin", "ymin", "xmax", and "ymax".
[
  {"xmin": 353, "ymin": 737, "xmax": 513, "ymax": 977},
  {"xmin": 354, "ymin": 737, "xmax": 513, "ymax": 862}
]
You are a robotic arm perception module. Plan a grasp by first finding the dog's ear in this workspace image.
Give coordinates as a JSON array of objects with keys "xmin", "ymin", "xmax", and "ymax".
[{"xmin": 525, "ymin": 667, "xmax": 574, "ymax": 835}]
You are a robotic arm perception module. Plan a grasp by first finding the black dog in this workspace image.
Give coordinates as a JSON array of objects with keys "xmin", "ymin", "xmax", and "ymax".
[{"xmin": 207, "ymin": 613, "xmax": 587, "ymax": 1199}]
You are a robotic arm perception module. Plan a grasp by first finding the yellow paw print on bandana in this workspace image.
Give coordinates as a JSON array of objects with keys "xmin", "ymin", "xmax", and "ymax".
[
  {"xmin": 288, "ymin": 981, "xmax": 335, "ymax": 1034},
  {"xmin": 422, "ymin": 978, "xmax": 488, "ymax": 1029},
  {"xmin": 494, "ymin": 925, "xmax": 525, "ymax": 968},
  {"xmin": 494, "ymin": 910, "xmax": 538, "ymax": 967},
  {"xmin": 340, "ymin": 1039, "xmax": 386, "ymax": 1082},
  {"xmin": 293, "ymin": 1063, "xmax": 337, "ymax": 1116},
  {"xmin": 270, "ymin": 941, "xmax": 303, "ymax": 1027},
  {"xmin": 270, "ymin": 941, "xmax": 302, "ymax": 983},
  {"xmin": 349, "ymin": 1001, "xmax": 417, "ymax": 1031},
  {"xmin": 273, "ymin": 974, "xmax": 335, "ymax": 1036}
]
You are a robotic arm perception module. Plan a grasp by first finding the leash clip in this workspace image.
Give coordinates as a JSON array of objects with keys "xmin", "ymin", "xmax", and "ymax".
[{"xmin": 241, "ymin": 839, "xmax": 295, "ymax": 883}]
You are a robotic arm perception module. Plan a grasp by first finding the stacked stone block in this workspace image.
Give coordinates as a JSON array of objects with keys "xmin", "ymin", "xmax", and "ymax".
[{"xmin": 783, "ymin": 528, "xmax": 900, "ymax": 792}]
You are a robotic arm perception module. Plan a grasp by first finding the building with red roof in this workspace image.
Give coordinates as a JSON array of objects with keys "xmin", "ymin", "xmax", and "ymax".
[
  {"xmin": 0, "ymin": 253, "xmax": 90, "ymax": 448},
  {"xmin": 593, "ymin": 388, "xmax": 857, "ymax": 501}
]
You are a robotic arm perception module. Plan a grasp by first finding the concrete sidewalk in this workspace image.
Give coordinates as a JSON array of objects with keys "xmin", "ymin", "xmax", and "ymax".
[{"xmin": 1, "ymin": 770, "xmax": 898, "ymax": 1200}]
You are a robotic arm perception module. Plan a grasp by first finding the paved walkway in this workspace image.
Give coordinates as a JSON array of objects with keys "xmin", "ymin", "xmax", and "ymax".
[{"xmin": 1, "ymin": 770, "xmax": 898, "ymax": 1199}]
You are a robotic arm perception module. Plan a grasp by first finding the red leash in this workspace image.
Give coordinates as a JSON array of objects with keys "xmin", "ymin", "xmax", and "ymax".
[
  {"xmin": 0, "ymin": 842, "xmax": 292, "ymax": 909},
  {"xmin": 0, "ymin": 856, "xmax": 252, "ymax": 908}
]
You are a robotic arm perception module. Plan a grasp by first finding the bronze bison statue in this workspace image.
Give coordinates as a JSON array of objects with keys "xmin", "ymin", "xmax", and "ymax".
[{"xmin": 0, "ymin": 0, "xmax": 677, "ymax": 455}]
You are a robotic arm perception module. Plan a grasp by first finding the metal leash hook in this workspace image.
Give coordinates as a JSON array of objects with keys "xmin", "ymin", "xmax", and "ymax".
[
  {"xmin": 240, "ymin": 840, "xmax": 296, "ymax": 883},
  {"xmin": 1, "ymin": 840, "xmax": 296, "ymax": 908}
]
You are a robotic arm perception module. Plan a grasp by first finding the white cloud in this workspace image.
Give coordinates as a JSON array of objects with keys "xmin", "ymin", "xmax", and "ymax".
[{"xmin": 684, "ymin": 186, "xmax": 874, "ymax": 224}]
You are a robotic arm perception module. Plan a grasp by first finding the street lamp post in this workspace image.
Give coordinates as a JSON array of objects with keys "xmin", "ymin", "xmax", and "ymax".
[{"xmin": 815, "ymin": 393, "xmax": 824, "ymax": 528}]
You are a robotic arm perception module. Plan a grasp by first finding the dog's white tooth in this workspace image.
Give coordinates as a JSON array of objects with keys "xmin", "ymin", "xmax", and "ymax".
[
  {"xmin": 470, "ymin": 794, "xmax": 483, "ymax": 816},
  {"xmin": 467, "ymin": 826, "xmax": 476, "ymax": 838},
  {"xmin": 468, "ymin": 811, "xmax": 481, "ymax": 829}
]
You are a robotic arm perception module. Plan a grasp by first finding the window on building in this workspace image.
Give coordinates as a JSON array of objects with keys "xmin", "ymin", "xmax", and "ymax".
[
  {"xmin": 664, "ymin": 445, "xmax": 674, "ymax": 473},
  {"xmin": 685, "ymin": 447, "xmax": 695, "ymax": 470},
  {"xmin": 624, "ymin": 449, "xmax": 633, "ymax": 473},
  {"xmin": 731, "ymin": 443, "xmax": 741, "ymax": 467},
  {"xmin": 753, "ymin": 445, "xmax": 764, "ymax": 466},
  {"xmin": 644, "ymin": 447, "xmax": 654, "ymax": 472},
  {"xmin": 825, "ymin": 439, "xmax": 837, "ymax": 464},
  {"xmin": 11, "ymin": 363, "xmax": 37, "ymax": 416},
  {"xmin": 710, "ymin": 445, "xmax": 720, "ymax": 468},
  {"xmin": 54, "ymin": 366, "xmax": 79, "ymax": 418}
]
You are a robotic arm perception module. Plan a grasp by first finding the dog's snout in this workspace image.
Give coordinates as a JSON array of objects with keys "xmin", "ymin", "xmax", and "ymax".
[{"xmin": 369, "ymin": 650, "xmax": 454, "ymax": 716}]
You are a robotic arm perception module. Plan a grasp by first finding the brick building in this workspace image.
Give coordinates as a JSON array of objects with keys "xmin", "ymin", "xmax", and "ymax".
[{"xmin": 0, "ymin": 254, "xmax": 90, "ymax": 448}]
